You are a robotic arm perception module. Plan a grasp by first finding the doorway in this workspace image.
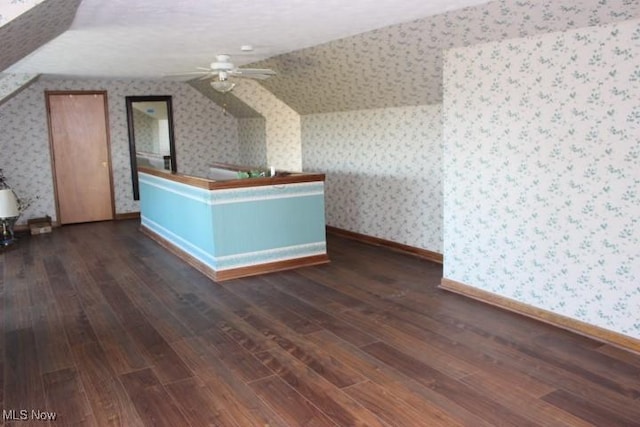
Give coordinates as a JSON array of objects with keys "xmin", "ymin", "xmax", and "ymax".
[{"xmin": 46, "ymin": 91, "xmax": 114, "ymax": 224}]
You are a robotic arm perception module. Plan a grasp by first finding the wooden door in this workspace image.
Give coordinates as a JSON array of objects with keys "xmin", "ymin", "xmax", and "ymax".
[{"xmin": 47, "ymin": 92, "xmax": 114, "ymax": 224}]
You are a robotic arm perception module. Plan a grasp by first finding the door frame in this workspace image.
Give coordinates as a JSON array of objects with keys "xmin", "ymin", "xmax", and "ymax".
[{"xmin": 45, "ymin": 90, "xmax": 116, "ymax": 224}]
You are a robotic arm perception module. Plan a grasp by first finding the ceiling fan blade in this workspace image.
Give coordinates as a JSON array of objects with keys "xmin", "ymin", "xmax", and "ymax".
[
  {"xmin": 233, "ymin": 73, "xmax": 273, "ymax": 80},
  {"xmin": 164, "ymin": 71, "xmax": 210, "ymax": 77},
  {"xmin": 173, "ymin": 55, "xmax": 276, "ymax": 85},
  {"xmin": 227, "ymin": 68, "xmax": 276, "ymax": 80},
  {"xmin": 236, "ymin": 68, "xmax": 276, "ymax": 75},
  {"xmin": 197, "ymin": 71, "xmax": 219, "ymax": 80}
]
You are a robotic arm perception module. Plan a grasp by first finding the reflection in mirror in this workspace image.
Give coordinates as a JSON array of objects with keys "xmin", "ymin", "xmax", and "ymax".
[{"xmin": 126, "ymin": 95, "xmax": 176, "ymax": 200}]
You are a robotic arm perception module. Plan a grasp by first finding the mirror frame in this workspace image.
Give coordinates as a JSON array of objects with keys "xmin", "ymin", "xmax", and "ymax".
[{"xmin": 126, "ymin": 95, "xmax": 177, "ymax": 200}]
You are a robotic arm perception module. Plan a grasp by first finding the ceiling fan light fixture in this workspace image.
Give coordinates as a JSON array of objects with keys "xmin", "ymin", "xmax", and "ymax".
[
  {"xmin": 211, "ymin": 80, "xmax": 236, "ymax": 93},
  {"xmin": 212, "ymin": 54, "xmax": 234, "ymax": 71},
  {"xmin": 170, "ymin": 54, "xmax": 275, "ymax": 88}
]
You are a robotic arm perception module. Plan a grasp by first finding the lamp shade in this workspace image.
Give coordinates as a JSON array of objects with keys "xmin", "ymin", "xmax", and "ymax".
[{"xmin": 0, "ymin": 189, "xmax": 19, "ymax": 218}]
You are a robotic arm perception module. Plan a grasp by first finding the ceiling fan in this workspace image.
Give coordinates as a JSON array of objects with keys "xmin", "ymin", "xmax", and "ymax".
[{"xmin": 174, "ymin": 54, "xmax": 276, "ymax": 93}]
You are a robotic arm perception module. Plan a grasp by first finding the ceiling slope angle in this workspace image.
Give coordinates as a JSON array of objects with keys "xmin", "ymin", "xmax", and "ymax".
[
  {"xmin": 249, "ymin": 0, "xmax": 640, "ymax": 114},
  {"xmin": 0, "ymin": 0, "xmax": 82, "ymax": 72},
  {"xmin": 4, "ymin": 0, "xmax": 492, "ymax": 79}
]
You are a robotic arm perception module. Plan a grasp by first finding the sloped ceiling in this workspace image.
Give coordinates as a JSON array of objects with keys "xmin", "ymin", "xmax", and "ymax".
[
  {"xmin": 253, "ymin": 0, "xmax": 640, "ymax": 114},
  {"xmin": 4, "ymin": 0, "xmax": 492, "ymax": 78},
  {"xmin": 0, "ymin": 0, "xmax": 81, "ymax": 72},
  {"xmin": 188, "ymin": 79, "xmax": 262, "ymax": 119},
  {"xmin": 3, "ymin": 0, "xmax": 640, "ymax": 117}
]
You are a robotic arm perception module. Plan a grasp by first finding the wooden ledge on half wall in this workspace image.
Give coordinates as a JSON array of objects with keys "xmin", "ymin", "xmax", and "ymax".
[{"xmin": 138, "ymin": 164, "xmax": 325, "ymax": 190}]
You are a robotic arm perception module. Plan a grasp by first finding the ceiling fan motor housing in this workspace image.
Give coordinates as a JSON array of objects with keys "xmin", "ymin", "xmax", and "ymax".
[{"xmin": 211, "ymin": 54, "xmax": 234, "ymax": 71}]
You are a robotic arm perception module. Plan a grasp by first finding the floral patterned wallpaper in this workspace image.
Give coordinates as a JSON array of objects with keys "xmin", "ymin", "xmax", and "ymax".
[
  {"xmin": 0, "ymin": 77, "xmax": 239, "ymax": 223},
  {"xmin": 238, "ymin": 117, "xmax": 267, "ymax": 168},
  {"xmin": 443, "ymin": 19, "xmax": 640, "ymax": 338},
  {"xmin": 188, "ymin": 79, "xmax": 263, "ymax": 119},
  {"xmin": 255, "ymin": 0, "xmax": 640, "ymax": 261},
  {"xmin": 233, "ymin": 79, "xmax": 302, "ymax": 171},
  {"xmin": 132, "ymin": 108, "xmax": 155, "ymax": 153},
  {"xmin": 0, "ymin": 0, "xmax": 44, "ymax": 26},
  {"xmin": 255, "ymin": 0, "xmax": 640, "ymax": 115},
  {"xmin": 2, "ymin": 1, "xmax": 638, "ymax": 294},
  {"xmin": 0, "ymin": 73, "xmax": 38, "ymax": 105},
  {"xmin": 0, "ymin": 0, "xmax": 81, "ymax": 71},
  {"xmin": 303, "ymin": 104, "xmax": 443, "ymax": 252}
]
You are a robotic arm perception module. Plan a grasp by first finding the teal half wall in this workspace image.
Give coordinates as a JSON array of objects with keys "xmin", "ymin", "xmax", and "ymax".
[{"xmin": 139, "ymin": 172, "xmax": 327, "ymax": 275}]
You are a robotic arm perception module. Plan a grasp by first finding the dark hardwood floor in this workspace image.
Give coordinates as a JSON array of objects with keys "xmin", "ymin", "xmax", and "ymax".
[{"xmin": 1, "ymin": 220, "xmax": 640, "ymax": 426}]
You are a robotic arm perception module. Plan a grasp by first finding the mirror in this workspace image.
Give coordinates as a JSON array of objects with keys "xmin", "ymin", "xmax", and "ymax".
[{"xmin": 126, "ymin": 95, "xmax": 177, "ymax": 200}]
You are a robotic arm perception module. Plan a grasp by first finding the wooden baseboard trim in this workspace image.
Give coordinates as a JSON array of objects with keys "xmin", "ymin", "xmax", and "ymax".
[
  {"xmin": 440, "ymin": 278, "xmax": 640, "ymax": 355},
  {"xmin": 140, "ymin": 225, "xmax": 329, "ymax": 282},
  {"xmin": 16, "ymin": 213, "xmax": 137, "ymax": 231},
  {"xmin": 140, "ymin": 225, "xmax": 220, "ymax": 281},
  {"xmin": 14, "ymin": 221, "xmax": 61, "ymax": 233},
  {"xmin": 214, "ymin": 254, "xmax": 330, "ymax": 281},
  {"xmin": 326, "ymin": 226, "xmax": 443, "ymax": 264},
  {"xmin": 115, "ymin": 212, "xmax": 140, "ymax": 220}
]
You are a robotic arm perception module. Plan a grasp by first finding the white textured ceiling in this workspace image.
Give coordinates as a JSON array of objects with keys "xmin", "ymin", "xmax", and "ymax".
[
  {"xmin": 6, "ymin": 0, "xmax": 492, "ymax": 78},
  {"xmin": 6, "ymin": 0, "xmax": 638, "ymax": 115},
  {"xmin": 0, "ymin": 0, "xmax": 44, "ymax": 26}
]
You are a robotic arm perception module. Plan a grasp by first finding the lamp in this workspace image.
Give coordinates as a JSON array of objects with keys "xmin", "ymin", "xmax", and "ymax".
[{"xmin": 0, "ymin": 189, "xmax": 19, "ymax": 246}]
